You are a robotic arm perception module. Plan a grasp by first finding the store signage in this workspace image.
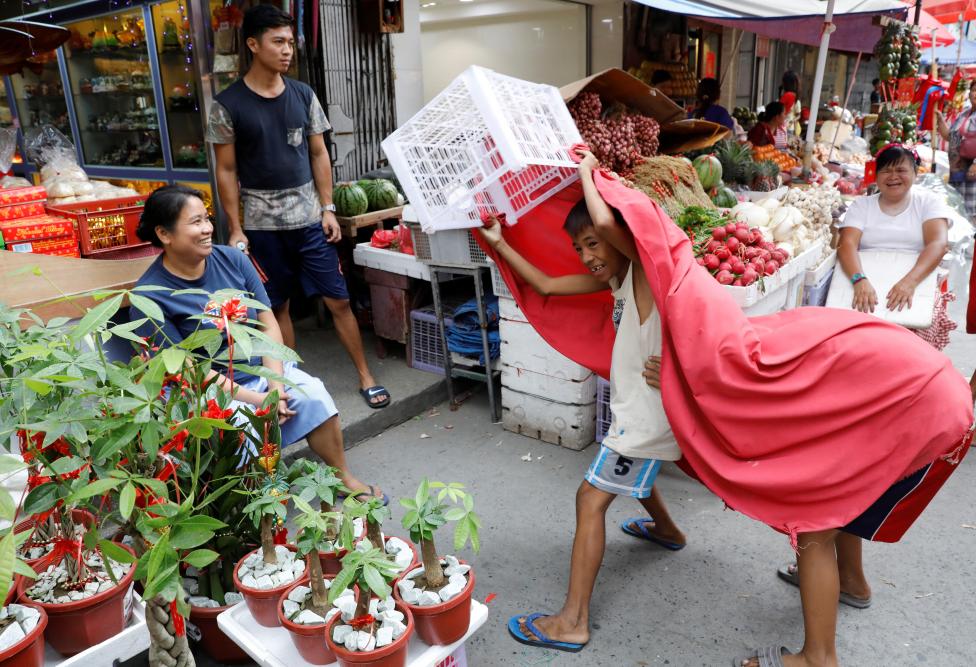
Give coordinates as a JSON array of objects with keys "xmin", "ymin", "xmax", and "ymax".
[
  {"xmin": 896, "ymin": 78, "xmax": 914, "ymax": 105},
  {"xmin": 705, "ymin": 52, "xmax": 717, "ymax": 79},
  {"xmin": 756, "ymin": 36, "xmax": 770, "ymax": 59}
]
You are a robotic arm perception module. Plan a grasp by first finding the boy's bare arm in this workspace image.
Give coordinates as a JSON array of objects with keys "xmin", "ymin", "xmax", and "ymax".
[
  {"xmin": 477, "ymin": 220, "xmax": 605, "ymax": 296},
  {"xmin": 577, "ymin": 150, "xmax": 639, "ymax": 263}
]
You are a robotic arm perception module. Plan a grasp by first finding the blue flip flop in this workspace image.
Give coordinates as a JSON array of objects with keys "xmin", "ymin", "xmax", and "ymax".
[
  {"xmin": 620, "ymin": 517, "xmax": 685, "ymax": 551},
  {"xmin": 507, "ymin": 613, "xmax": 586, "ymax": 653}
]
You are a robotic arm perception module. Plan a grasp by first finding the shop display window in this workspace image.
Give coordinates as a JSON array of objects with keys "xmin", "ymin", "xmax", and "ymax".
[
  {"xmin": 151, "ymin": 0, "xmax": 206, "ymax": 169},
  {"xmin": 210, "ymin": 0, "xmax": 243, "ymax": 93},
  {"xmin": 63, "ymin": 9, "xmax": 164, "ymax": 168},
  {"xmin": 9, "ymin": 52, "xmax": 72, "ymax": 141}
]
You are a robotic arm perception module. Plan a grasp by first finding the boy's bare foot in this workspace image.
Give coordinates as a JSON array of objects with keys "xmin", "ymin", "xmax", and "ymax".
[{"xmin": 518, "ymin": 613, "xmax": 589, "ymax": 646}]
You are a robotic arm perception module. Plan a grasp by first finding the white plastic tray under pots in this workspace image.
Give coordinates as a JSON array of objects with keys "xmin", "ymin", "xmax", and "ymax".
[
  {"xmin": 43, "ymin": 592, "xmax": 147, "ymax": 666},
  {"xmin": 217, "ymin": 599, "xmax": 487, "ymax": 667}
]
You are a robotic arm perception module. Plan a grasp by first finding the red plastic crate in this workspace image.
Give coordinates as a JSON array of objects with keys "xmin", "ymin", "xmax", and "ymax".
[{"xmin": 47, "ymin": 195, "xmax": 147, "ymax": 257}]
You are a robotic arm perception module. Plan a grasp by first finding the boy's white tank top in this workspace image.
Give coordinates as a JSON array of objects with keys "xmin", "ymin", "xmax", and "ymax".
[{"xmin": 602, "ymin": 263, "xmax": 681, "ymax": 461}]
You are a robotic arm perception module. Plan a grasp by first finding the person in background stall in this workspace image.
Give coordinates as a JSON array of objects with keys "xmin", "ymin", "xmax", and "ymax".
[
  {"xmin": 780, "ymin": 70, "xmax": 802, "ymax": 136},
  {"xmin": 870, "ymin": 78, "xmax": 882, "ymax": 107},
  {"xmin": 206, "ymin": 4, "xmax": 390, "ymax": 410},
  {"xmin": 651, "ymin": 69, "xmax": 674, "ymax": 100},
  {"xmin": 131, "ymin": 185, "xmax": 388, "ymax": 503},
  {"xmin": 747, "ymin": 101, "xmax": 786, "ymax": 148},
  {"xmin": 691, "ymin": 77, "xmax": 735, "ymax": 130}
]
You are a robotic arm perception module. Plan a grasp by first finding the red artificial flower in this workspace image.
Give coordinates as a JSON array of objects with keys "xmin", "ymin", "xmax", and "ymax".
[
  {"xmin": 203, "ymin": 297, "xmax": 248, "ymax": 331},
  {"xmin": 171, "ymin": 600, "xmax": 186, "ymax": 636},
  {"xmin": 156, "ymin": 458, "xmax": 177, "ymax": 482},
  {"xmin": 253, "ymin": 406, "xmax": 271, "ymax": 417},
  {"xmin": 348, "ymin": 614, "xmax": 375, "ymax": 631},
  {"xmin": 272, "ymin": 525, "xmax": 288, "ymax": 545},
  {"xmin": 161, "ymin": 429, "xmax": 189, "ymax": 455},
  {"xmin": 202, "ymin": 399, "xmax": 233, "ymax": 420},
  {"xmin": 485, "ymin": 593, "xmax": 497, "ymax": 604}
]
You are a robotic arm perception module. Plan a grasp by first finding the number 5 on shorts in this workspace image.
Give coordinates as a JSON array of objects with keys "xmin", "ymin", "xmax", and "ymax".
[{"xmin": 614, "ymin": 456, "xmax": 633, "ymax": 476}]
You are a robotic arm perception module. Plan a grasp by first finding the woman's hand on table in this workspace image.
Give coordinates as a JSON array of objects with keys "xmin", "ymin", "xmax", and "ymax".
[
  {"xmin": 852, "ymin": 279, "xmax": 878, "ymax": 313},
  {"xmin": 886, "ymin": 277, "xmax": 918, "ymax": 311}
]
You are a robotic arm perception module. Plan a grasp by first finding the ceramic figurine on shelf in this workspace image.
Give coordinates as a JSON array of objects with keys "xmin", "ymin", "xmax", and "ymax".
[{"xmin": 162, "ymin": 17, "xmax": 182, "ymax": 51}]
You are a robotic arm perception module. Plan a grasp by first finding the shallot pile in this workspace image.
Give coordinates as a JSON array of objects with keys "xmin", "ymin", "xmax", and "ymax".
[
  {"xmin": 695, "ymin": 220, "xmax": 792, "ymax": 287},
  {"xmin": 568, "ymin": 92, "xmax": 660, "ymax": 173}
]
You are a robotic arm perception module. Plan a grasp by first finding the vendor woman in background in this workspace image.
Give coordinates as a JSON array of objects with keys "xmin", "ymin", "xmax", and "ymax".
[
  {"xmin": 690, "ymin": 77, "xmax": 734, "ymax": 130},
  {"xmin": 747, "ymin": 102, "xmax": 786, "ymax": 148},
  {"xmin": 837, "ymin": 145, "xmax": 950, "ymax": 320}
]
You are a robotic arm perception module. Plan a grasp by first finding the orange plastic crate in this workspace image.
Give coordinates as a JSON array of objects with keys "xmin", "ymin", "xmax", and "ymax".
[{"xmin": 47, "ymin": 195, "xmax": 147, "ymax": 257}]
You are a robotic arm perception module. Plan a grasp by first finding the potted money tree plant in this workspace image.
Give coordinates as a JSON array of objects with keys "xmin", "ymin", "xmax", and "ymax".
[
  {"xmin": 343, "ymin": 496, "xmax": 417, "ymax": 580},
  {"xmin": 394, "ymin": 480, "xmax": 481, "ymax": 645}
]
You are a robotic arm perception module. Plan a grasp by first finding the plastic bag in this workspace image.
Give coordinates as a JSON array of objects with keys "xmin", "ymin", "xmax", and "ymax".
[
  {"xmin": 840, "ymin": 136, "xmax": 869, "ymax": 155},
  {"xmin": 24, "ymin": 126, "xmax": 85, "ymax": 179},
  {"xmin": 0, "ymin": 128, "xmax": 16, "ymax": 174},
  {"xmin": 369, "ymin": 223, "xmax": 414, "ymax": 255}
]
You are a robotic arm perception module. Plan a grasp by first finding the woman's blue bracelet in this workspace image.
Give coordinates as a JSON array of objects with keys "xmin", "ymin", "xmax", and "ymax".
[{"xmin": 851, "ymin": 272, "xmax": 867, "ymax": 285}]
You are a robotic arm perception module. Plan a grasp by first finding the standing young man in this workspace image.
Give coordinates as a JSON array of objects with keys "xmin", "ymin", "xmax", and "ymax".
[{"xmin": 206, "ymin": 4, "xmax": 390, "ymax": 409}]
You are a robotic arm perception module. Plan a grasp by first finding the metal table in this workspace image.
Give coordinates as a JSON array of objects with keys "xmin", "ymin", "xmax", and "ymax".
[{"xmin": 428, "ymin": 264, "xmax": 501, "ymax": 422}]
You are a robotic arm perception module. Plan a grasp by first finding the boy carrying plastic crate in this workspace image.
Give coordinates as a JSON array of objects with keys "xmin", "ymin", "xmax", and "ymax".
[{"xmin": 478, "ymin": 149, "xmax": 686, "ymax": 653}]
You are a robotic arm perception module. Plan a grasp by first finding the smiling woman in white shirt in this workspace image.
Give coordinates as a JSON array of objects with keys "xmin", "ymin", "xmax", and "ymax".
[{"xmin": 836, "ymin": 144, "xmax": 950, "ymax": 314}]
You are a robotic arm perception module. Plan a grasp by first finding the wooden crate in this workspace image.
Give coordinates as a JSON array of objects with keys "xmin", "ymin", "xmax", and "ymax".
[{"xmin": 336, "ymin": 205, "xmax": 405, "ymax": 239}]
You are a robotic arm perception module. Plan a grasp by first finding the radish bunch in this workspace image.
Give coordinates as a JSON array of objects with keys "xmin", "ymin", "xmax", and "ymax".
[
  {"xmin": 695, "ymin": 220, "xmax": 791, "ymax": 287},
  {"xmin": 568, "ymin": 93, "xmax": 661, "ymax": 173}
]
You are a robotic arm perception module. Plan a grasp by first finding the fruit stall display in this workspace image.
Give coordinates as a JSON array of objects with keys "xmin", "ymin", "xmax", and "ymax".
[
  {"xmin": 752, "ymin": 144, "xmax": 800, "ymax": 175},
  {"xmin": 874, "ymin": 21, "xmax": 920, "ymax": 85},
  {"xmin": 733, "ymin": 107, "xmax": 758, "ymax": 132},
  {"xmin": 869, "ymin": 106, "xmax": 917, "ymax": 156},
  {"xmin": 334, "ymin": 178, "xmax": 405, "ymax": 217},
  {"xmin": 627, "ymin": 61, "xmax": 698, "ymax": 99},
  {"xmin": 568, "ymin": 92, "xmax": 661, "ymax": 173}
]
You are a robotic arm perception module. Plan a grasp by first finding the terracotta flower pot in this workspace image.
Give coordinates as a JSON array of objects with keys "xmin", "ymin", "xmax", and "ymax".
[
  {"xmin": 189, "ymin": 602, "xmax": 251, "ymax": 664},
  {"xmin": 325, "ymin": 600, "xmax": 414, "ymax": 667},
  {"xmin": 277, "ymin": 574, "xmax": 357, "ymax": 665},
  {"xmin": 18, "ymin": 543, "xmax": 137, "ymax": 657},
  {"xmin": 233, "ymin": 545, "xmax": 305, "ymax": 627},
  {"xmin": 317, "ymin": 547, "xmax": 349, "ymax": 576},
  {"xmin": 5, "ymin": 574, "xmax": 24, "ymax": 606},
  {"xmin": 0, "ymin": 603, "xmax": 48, "ymax": 667},
  {"xmin": 16, "ymin": 509, "xmax": 96, "ymax": 569},
  {"xmin": 393, "ymin": 559, "xmax": 474, "ymax": 646}
]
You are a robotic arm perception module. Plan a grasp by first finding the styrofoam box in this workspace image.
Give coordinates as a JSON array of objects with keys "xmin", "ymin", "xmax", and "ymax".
[
  {"xmin": 825, "ymin": 249, "xmax": 938, "ymax": 329},
  {"xmin": 217, "ymin": 599, "xmax": 487, "ymax": 667},
  {"xmin": 353, "ymin": 242, "xmax": 431, "ymax": 281},
  {"xmin": 502, "ymin": 362, "xmax": 597, "ymax": 406},
  {"xmin": 499, "ymin": 297, "xmax": 528, "ymax": 323},
  {"xmin": 502, "ymin": 387, "xmax": 596, "ymax": 451},
  {"xmin": 723, "ymin": 240, "xmax": 824, "ymax": 310},
  {"xmin": 499, "ymin": 317, "xmax": 594, "ymax": 384},
  {"xmin": 45, "ymin": 590, "xmax": 147, "ymax": 666},
  {"xmin": 805, "ymin": 250, "xmax": 837, "ymax": 286}
]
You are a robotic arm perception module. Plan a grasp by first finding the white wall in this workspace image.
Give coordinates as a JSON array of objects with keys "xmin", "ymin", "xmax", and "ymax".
[
  {"xmin": 420, "ymin": 2, "xmax": 587, "ymax": 102},
  {"xmin": 391, "ymin": 0, "xmax": 423, "ymax": 126},
  {"xmin": 590, "ymin": 0, "xmax": 624, "ymax": 73}
]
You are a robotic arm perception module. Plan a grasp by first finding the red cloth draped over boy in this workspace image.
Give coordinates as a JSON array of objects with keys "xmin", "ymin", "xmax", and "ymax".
[{"xmin": 483, "ymin": 171, "xmax": 973, "ymax": 543}]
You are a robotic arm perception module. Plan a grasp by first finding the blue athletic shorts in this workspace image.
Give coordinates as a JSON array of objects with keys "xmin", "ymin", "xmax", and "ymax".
[
  {"xmin": 246, "ymin": 223, "xmax": 349, "ymax": 306},
  {"xmin": 584, "ymin": 443, "xmax": 663, "ymax": 499}
]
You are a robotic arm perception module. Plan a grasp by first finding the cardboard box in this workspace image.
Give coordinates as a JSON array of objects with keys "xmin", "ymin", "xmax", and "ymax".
[
  {"xmin": 0, "ymin": 215, "xmax": 73, "ymax": 243},
  {"xmin": 560, "ymin": 68, "xmax": 731, "ymax": 154},
  {"xmin": 9, "ymin": 235, "xmax": 79, "ymax": 257},
  {"xmin": 0, "ymin": 185, "xmax": 47, "ymax": 206},
  {"xmin": 0, "ymin": 201, "xmax": 46, "ymax": 221}
]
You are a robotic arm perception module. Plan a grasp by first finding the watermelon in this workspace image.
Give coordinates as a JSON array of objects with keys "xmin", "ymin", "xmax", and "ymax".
[
  {"xmin": 334, "ymin": 182, "xmax": 369, "ymax": 217},
  {"xmin": 693, "ymin": 154, "xmax": 723, "ymax": 190},
  {"xmin": 711, "ymin": 186, "xmax": 737, "ymax": 208},
  {"xmin": 362, "ymin": 178, "xmax": 400, "ymax": 212}
]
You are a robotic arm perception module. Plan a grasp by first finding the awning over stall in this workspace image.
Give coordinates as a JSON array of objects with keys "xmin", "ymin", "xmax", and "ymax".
[{"xmin": 633, "ymin": 0, "xmax": 909, "ymax": 52}]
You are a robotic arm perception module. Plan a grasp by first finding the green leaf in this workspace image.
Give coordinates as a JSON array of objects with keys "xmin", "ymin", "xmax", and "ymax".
[
  {"xmin": 161, "ymin": 347, "xmax": 187, "ymax": 375},
  {"xmin": 444, "ymin": 507, "xmax": 466, "ymax": 522},
  {"xmin": 328, "ymin": 565, "xmax": 357, "ymax": 604},
  {"xmin": 127, "ymin": 293, "xmax": 165, "ymax": 322},
  {"xmin": 12, "ymin": 558, "xmax": 36, "ymax": 579},
  {"xmin": 399, "ymin": 498, "xmax": 417, "ymax": 511},
  {"xmin": 0, "ymin": 532, "xmax": 15, "ymax": 606},
  {"xmin": 415, "ymin": 479, "xmax": 430, "ymax": 509},
  {"xmin": 23, "ymin": 482, "xmax": 61, "ymax": 516},
  {"xmin": 66, "ymin": 477, "xmax": 123, "ymax": 503},
  {"xmin": 183, "ymin": 549, "xmax": 219, "ymax": 568},
  {"xmin": 401, "ymin": 510, "xmax": 419, "ymax": 531},
  {"xmin": 119, "ymin": 483, "xmax": 135, "ymax": 521},
  {"xmin": 454, "ymin": 518, "xmax": 471, "ymax": 553},
  {"xmin": 0, "ymin": 489, "xmax": 15, "ymax": 522},
  {"xmin": 50, "ymin": 456, "xmax": 86, "ymax": 476},
  {"xmin": 362, "ymin": 564, "xmax": 388, "ymax": 598},
  {"xmin": 143, "ymin": 563, "xmax": 179, "ymax": 601},
  {"xmin": 92, "ymin": 422, "xmax": 140, "ymax": 464},
  {"xmin": 0, "ymin": 456, "xmax": 25, "ymax": 475},
  {"xmin": 98, "ymin": 539, "xmax": 137, "ymax": 564},
  {"xmin": 175, "ymin": 515, "xmax": 226, "ymax": 532},
  {"xmin": 71, "ymin": 294, "xmax": 124, "ymax": 342},
  {"xmin": 169, "ymin": 527, "xmax": 214, "ymax": 550},
  {"xmin": 23, "ymin": 378, "xmax": 51, "ymax": 395}
]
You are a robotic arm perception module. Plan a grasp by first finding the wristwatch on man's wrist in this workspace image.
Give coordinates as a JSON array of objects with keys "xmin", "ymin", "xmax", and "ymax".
[{"xmin": 323, "ymin": 203, "xmax": 336, "ymax": 213}]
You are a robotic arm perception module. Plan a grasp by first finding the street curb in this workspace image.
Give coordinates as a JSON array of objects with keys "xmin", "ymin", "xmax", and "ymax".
[{"xmin": 282, "ymin": 379, "xmax": 448, "ymax": 464}]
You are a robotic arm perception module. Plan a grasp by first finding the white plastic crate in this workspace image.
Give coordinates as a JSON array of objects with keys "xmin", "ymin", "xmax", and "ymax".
[
  {"xmin": 353, "ymin": 242, "xmax": 432, "ymax": 280},
  {"xmin": 383, "ymin": 65, "xmax": 581, "ymax": 233},
  {"xmin": 407, "ymin": 222, "xmax": 489, "ymax": 268},
  {"xmin": 217, "ymin": 599, "xmax": 486, "ymax": 667},
  {"xmin": 499, "ymin": 317, "xmax": 594, "ymax": 384},
  {"xmin": 805, "ymin": 250, "xmax": 837, "ymax": 286},
  {"xmin": 502, "ymin": 387, "xmax": 596, "ymax": 451},
  {"xmin": 488, "ymin": 259, "xmax": 514, "ymax": 300},
  {"xmin": 724, "ymin": 240, "xmax": 824, "ymax": 313}
]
